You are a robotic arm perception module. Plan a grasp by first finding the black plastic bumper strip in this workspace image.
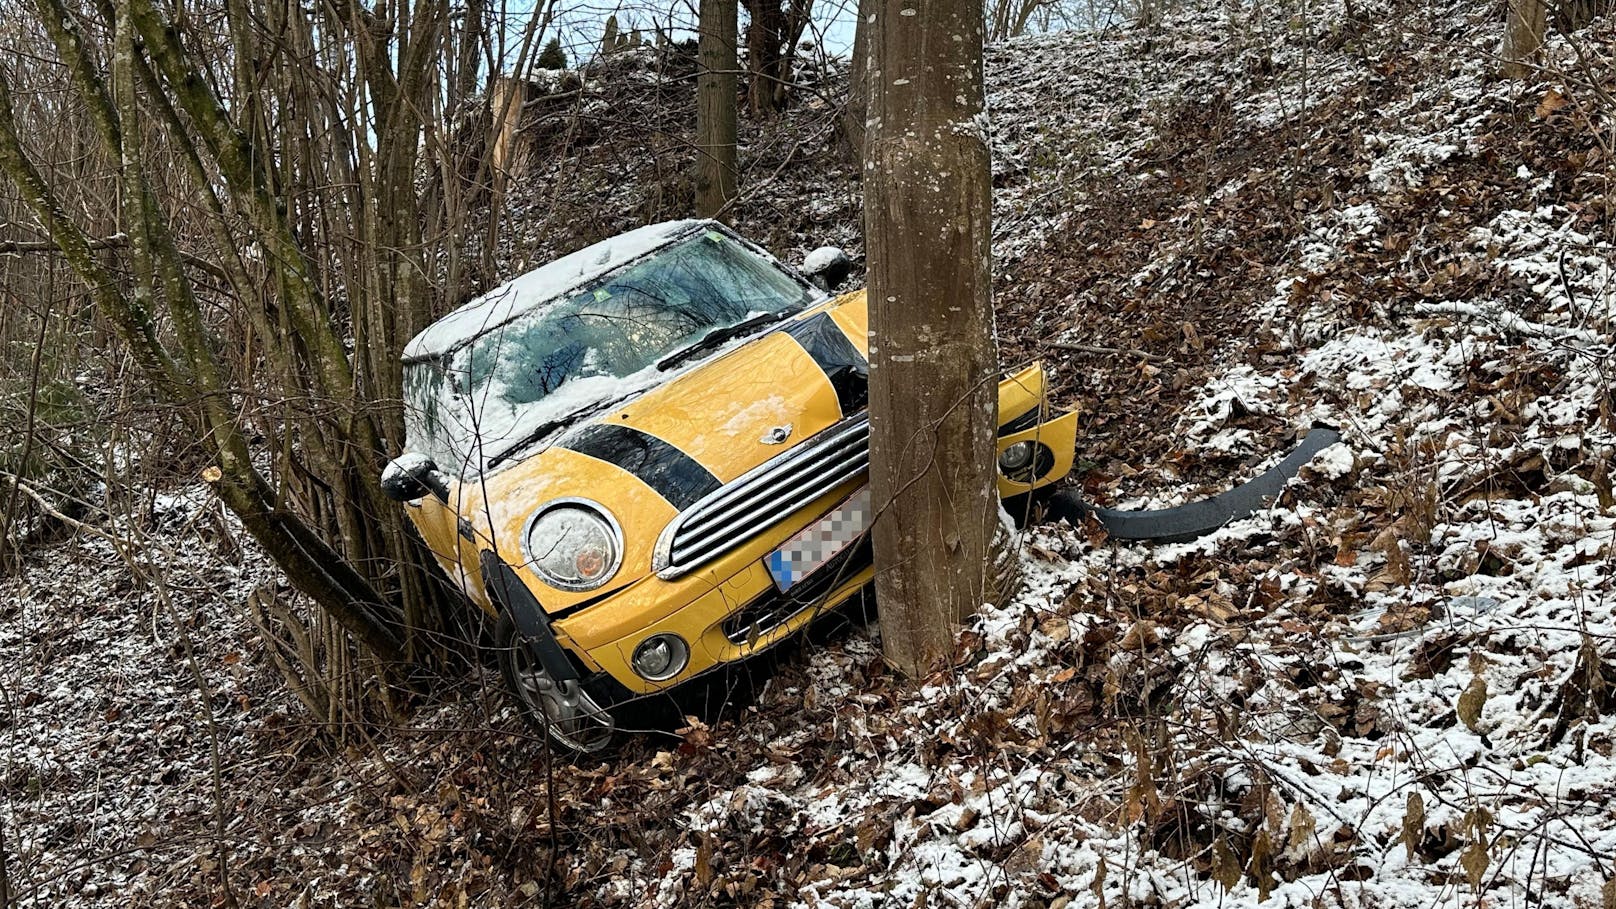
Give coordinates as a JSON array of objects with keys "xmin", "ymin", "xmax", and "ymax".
[
  {"xmin": 480, "ymin": 550, "xmax": 581, "ymax": 681},
  {"xmin": 998, "ymin": 405, "xmax": 1043, "ymax": 436},
  {"xmin": 558, "ymin": 423, "xmax": 722, "ymax": 512},
  {"xmin": 1046, "ymin": 426, "xmax": 1343, "ymax": 543}
]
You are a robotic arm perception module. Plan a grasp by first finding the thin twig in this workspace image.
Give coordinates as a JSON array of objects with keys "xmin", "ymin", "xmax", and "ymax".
[{"xmin": 1048, "ymin": 341, "xmax": 1169, "ymax": 363}]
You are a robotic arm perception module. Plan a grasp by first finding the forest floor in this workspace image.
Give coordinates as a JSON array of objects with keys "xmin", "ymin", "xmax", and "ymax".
[{"xmin": 6, "ymin": 0, "xmax": 1616, "ymax": 906}]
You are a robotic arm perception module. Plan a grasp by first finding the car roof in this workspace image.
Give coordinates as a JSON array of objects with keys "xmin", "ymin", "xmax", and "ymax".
[{"xmin": 402, "ymin": 219, "xmax": 710, "ymax": 362}]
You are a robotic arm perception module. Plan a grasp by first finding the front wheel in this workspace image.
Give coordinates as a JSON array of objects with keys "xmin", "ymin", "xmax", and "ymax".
[{"xmin": 494, "ymin": 614, "xmax": 617, "ymax": 756}]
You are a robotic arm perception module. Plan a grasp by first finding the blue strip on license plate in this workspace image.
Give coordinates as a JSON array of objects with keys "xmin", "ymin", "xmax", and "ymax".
[{"xmin": 765, "ymin": 487, "xmax": 871, "ymax": 592}]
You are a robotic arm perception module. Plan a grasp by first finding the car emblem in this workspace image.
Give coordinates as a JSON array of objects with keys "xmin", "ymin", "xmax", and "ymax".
[{"xmin": 760, "ymin": 424, "xmax": 792, "ymax": 445}]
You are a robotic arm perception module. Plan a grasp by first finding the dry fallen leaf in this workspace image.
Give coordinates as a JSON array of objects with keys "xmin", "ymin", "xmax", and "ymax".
[
  {"xmin": 1459, "ymin": 842, "xmax": 1489, "ymax": 888},
  {"xmin": 1457, "ymin": 674, "xmax": 1488, "ymax": 732},
  {"xmin": 1372, "ymin": 525, "xmax": 1412, "ymax": 587},
  {"xmin": 1247, "ymin": 829, "xmax": 1276, "ymax": 901},
  {"xmin": 1536, "ymin": 88, "xmax": 1569, "ymax": 119},
  {"xmin": 1402, "ymin": 791, "xmax": 1425, "ymax": 861},
  {"xmin": 1210, "ymin": 835, "xmax": 1241, "ymax": 891},
  {"xmin": 1288, "ymin": 802, "xmax": 1316, "ymax": 853}
]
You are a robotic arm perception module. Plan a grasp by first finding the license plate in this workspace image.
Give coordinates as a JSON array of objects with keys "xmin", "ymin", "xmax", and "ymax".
[{"xmin": 765, "ymin": 487, "xmax": 872, "ymax": 592}]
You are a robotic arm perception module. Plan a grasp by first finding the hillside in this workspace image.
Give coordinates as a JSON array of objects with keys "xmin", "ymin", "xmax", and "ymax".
[{"xmin": 4, "ymin": 0, "xmax": 1616, "ymax": 906}]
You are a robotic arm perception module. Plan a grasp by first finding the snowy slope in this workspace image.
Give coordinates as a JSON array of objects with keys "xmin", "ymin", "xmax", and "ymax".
[
  {"xmin": 5, "ymin": 0, "xmax": 1616, "ymax": 906},
  {"xmin": 612, "ymin": 5, "xmax": 1616, "ymax": 908}
]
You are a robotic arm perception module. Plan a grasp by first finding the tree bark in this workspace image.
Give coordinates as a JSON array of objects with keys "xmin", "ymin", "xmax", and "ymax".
[
  {"xmin": 741, "ymin": 0, "xmax": 809, "ymax": 115},
  {"xmin": 842, "ymin": 0, "xmax": 870, "ymax": 166},
  {"xmin": 0, "ymin": 61, "xmax": 411, "ymax": 666},
  {"xmin": 696, "ymin": 0, "xmax": 739, "ymax": 219},
  {"xmin": 864, "ymin": 0, "xmax": 1007, "ymax": 677},
  {"xmin": 744, "ymin": 0, "xmax": 784, "ymax": 115},
  {"xmin": 1500, "ymin": 0, "xmax": 1547, "ymax": 78}
]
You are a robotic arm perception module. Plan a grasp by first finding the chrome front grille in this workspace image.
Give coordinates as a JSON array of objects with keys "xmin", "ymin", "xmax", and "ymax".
[{"xmin": 653, "ymin": 415, "xmax": 870, "ymax": 579}]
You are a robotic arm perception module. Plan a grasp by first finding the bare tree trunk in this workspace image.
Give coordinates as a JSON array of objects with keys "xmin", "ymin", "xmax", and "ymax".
[
  {"xmin": 1501, "ymin": 0, "xmax": 1547, "ymax": 78},
  {"xmin": 864, "ymin": 0, "xmax": 1007, "ymax": 677},
  {"xmin": 741, "ymin": 0, "xmax": 809, "ymax": 115},
  {"xmin": 0, "ymin": 0, "xmax": 519, "ymax": 673},
  {"xmin": 842, "ymin": 0, "xmax": 870, "ymax": 166},
  {"xmin": 0, "ymin": 66, "xmax": 411, "ymax": 666},
  {"xmin": 696, "ymin": 0, "xmax": 739, "ymax": 219}
]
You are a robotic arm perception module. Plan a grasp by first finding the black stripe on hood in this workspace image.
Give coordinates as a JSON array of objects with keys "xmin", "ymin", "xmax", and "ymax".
[
  {"xmin": 558, "ymin": 423, "xmax": 721, "ymax": 511},
  {"xmin": 783, "ymin": 313, "xmax": 868, "ymax": 417}
]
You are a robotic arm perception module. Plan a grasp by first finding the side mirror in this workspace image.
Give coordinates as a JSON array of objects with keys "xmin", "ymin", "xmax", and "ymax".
[
  {"xmin": 801, "ymin": 247, "xmax": 852, "ymax": 292},
  {"xmin": 381, "ymin": 453, "xmax": 451, "ymax": 503}
]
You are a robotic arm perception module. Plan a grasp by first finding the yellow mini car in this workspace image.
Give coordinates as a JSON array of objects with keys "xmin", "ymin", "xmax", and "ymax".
[{"xmin": 382, "ymin": 220, "xmax": 1078, "ymax": 752}]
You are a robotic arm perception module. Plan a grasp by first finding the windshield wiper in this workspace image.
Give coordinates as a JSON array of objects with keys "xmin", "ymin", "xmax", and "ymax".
[
  {"xmin": 656, "ymin": 311, "xmax": 791, "ymax": 371},
  {"xmin": 484, "ymin": 416, "xmax": 574, "ymax": 471}
]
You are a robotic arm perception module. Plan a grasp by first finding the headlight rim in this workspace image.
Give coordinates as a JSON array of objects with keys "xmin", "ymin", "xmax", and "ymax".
[{"xmin": 520, "ymin": 497, "xmax": 625, "ymax": 592}]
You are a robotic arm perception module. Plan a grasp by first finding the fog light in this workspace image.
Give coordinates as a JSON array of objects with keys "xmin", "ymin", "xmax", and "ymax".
[{"xmin": 631, "ymin": 633, "xmax": 689, "ymax": 682}]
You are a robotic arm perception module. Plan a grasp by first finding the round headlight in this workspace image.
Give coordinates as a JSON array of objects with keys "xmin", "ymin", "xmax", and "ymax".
[
  {"xmin": 998, "ymin": 441, "xmax": 1054, "ymax": 482},
  {"xmin": 999, "ymin": 441, "xmax": 1036, "ymax": 473},
  {"xmin": 523, "ymin": 500, "xmax": 623, "ymax": 591},
  {"xmin": 632, "ymin": 633, "xmax": 689, "ymax": 682}
]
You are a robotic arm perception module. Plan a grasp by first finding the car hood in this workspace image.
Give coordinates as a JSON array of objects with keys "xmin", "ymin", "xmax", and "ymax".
[{"xmin": 452, "ymin": 293, "xmax": 870, "ymax": 610}]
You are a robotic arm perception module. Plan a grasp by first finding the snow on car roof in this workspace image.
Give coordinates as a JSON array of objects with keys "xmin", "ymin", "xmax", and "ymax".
[{"xmin": 402, "ymin": 219, "xmax": 706, "ymax": 361}]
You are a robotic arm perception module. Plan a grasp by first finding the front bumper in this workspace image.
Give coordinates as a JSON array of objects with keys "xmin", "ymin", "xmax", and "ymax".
[{"xmin": 551, "ymin": 477, "xmax": 875, "ymax": 697}]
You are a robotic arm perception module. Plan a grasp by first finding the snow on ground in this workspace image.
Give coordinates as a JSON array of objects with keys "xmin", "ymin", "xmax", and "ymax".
[
  {"xmin": 6, "ymin": 0, "xmax": 1616, "ymax": 906},
  {"xmin": 615, "ymin": 6, "xmax": 1616, "ymax": 908},
  {"xmin": 0, "ymin": 488, "xmax": 285, "ymax": 906}
]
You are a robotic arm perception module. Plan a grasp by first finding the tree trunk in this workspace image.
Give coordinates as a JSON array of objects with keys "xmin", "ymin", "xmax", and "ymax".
[
  {"xmin": 1500, "ymin": 0, "xmax": 1547, "ymax": 78},
  {"xmin": 864, "ymin": 0, "xmax": 1007, "ymax": 677},
  {"xmin": 696, "ymin": 0, "xmax": 739, "ymax": 219},
  {"xmin": 0, "ymin": 62, "xmax": 412, "ymax": 667},
  {"xmin": 0, "ymin": 0, "xmax": 496, "ymax": 677},
  {"xmin": 842, "ymin": 0, "xmax": 870, "ymax": 166},
  {"xmin": 742, "ymin": 0, "xmax": 789, "ymax": 115}
]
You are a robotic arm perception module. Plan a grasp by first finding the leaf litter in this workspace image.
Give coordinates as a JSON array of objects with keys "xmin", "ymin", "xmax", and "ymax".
[{"xmin": 6, "ymin": 0, "xmax": 1616, "ymax": 905}]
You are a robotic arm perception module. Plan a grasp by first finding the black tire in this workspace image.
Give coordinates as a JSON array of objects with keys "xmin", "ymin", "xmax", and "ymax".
[{"xmin": 493, "ymin": 614, "xmax": 618, "ymax": 756}]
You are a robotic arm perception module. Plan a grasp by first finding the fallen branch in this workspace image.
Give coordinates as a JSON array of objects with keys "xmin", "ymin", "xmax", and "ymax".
[
  {"xmin": 1049, "ymin": 341, "xmax": 1168, "ymax": 363},
  {"xmin": 0, "ymin": 231, "xmax": 228, "ymax": 281},
  {"xmin": 1414, "ymin": 300, "xmax": 1608, "ymax": 346},
  {"xmin": 0, "ymin": 471, "xmax": 137, "ymax": 551},
  {"xmin": 0, "ymin": 232, "xmax": 127, "ymax": 253}
]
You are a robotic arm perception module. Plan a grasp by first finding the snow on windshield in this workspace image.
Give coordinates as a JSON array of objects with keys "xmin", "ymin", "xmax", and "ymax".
[
  {"xmin": 402, "ymin": 220, "xmax": 701, "ymax": 362},
  {"xmin": 403, "ymin": 227, "xmax": 820, "ymax": 474}
]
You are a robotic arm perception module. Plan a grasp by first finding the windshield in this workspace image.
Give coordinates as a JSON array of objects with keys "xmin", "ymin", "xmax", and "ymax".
[{"xmin": 404, "ymin": 229, "xmax": 818, "ymax": 474}]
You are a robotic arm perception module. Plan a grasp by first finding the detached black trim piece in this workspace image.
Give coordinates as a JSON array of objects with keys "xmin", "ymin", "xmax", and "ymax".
[
  {"xmin": 784, "ymin": 313, "xmax": 869, "ymax": 416},
  {"xmin": 559, "ymin": 423, "xmax": 722, "ymax": 511},
  {"xmin": 480, "ymin": 550, "xmax": 580, "ymax": 681},
  {"xmin": 1046, "ymin": 426, "xmax": 1344, "ymax": 543}
]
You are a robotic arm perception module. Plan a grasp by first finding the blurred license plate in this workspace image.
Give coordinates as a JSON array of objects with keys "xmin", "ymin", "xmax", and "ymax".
[{"xmin": 765, "ymin": 487, "xmax": 871, "ymax": 592}]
